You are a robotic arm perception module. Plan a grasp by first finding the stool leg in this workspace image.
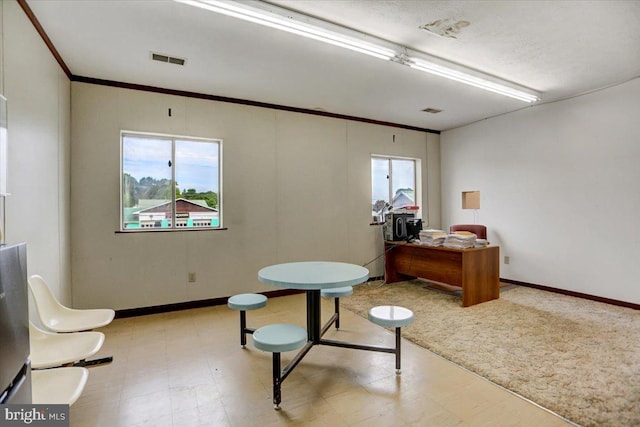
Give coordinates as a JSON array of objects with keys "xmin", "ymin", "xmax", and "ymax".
[
  {"xmin": 240, "ymin": 310, "xmax": 247, "ymax": 348},
  {"xmin": 334, "ymin": 297, "xmax": 340, "ymax": 329},
  {"xmin": 272, "ymin": 352, "xmax": 282, "ymax": 410},
  {"xmin": 395, "ymin": 327, "xmax": 402, "ymax": 374}
]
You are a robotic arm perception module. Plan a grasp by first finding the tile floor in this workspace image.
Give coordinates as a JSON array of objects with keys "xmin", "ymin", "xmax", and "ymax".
[{"xmin": 69, "ymin": 293, "xmax": 573, "ymax": 426}]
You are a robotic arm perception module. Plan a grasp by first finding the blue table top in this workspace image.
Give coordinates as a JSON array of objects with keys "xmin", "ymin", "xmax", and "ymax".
[{"xmin": 258, "ymin": 261, "xmax": 369, "ymax": 290}]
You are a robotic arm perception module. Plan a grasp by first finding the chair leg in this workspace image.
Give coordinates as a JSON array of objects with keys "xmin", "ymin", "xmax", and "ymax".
[
  {"xmin": 272, "ymin": 352, "xmax": 282, "ymax": 410},
  {"xmin": 395, "ymin": 327, "xmax": 402, "ymax": 374},
  {"xmin": 73, "ymin": 356, "xmax": 114, "ymax": 367},
  {"xmin": 334, "ymin": 297, "xmax": 340, "ymax": 329},
  {"xmin": 240, "ymin": 310, "xmax": 247, "ymax": 348}
]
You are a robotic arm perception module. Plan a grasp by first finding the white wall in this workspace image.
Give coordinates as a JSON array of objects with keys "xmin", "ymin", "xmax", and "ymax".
[
  {"xmin": 71, "ymin": 82, "xmax": 440, "ymax": 310},
  {"xmin": 1, "ymin": 0, "xmax": 72, "ymax": 305},
  {"xmin": 441, "ymin": 78, "xmax": 640, "ymax": 304}
]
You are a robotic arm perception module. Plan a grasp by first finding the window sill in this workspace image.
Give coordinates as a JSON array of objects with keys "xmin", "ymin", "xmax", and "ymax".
[
  {"xmin": 115, "ymin": 227, "xmax": 228, "ymax": 234},
  {"xmin": 370, "ymin": 222, "xmax": 385, "ymax": 226}
]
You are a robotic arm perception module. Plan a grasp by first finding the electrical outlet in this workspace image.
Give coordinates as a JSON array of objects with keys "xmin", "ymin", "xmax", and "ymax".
[
  {"xmin": 188, "ymin": 272, "xmax": 196, "ymax": 283},
  {"xmin": 504, "ymin": 256, "xmax": 510, "ymax": 265}
]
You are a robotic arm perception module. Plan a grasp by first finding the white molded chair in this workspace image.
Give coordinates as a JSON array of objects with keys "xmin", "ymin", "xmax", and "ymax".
[
  {"xmin": 28, "ymin": 274, "xmax": 115, "ymax": 332},
  {"xmin": 31, "ymin": 367, "xmax": 89, "ymax": 406},
  {"xmin": 29, "ymin": 322, "xmax": 106, "ymax": 369}
]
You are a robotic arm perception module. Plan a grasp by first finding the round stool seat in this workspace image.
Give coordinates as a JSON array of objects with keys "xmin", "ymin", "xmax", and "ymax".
[
  {"xmin": 321, "ymin": 286, "xmax": 353, "ymax": 298},
  {"xmin": 368, "ymin": 306, "xmax": 414, "ymax": 328},
  {"xmin": 228, "ymin": 293, "xmax": 267, "ymax": 311},
  {"xmin": 253, "ymin": 324, "xmax": 308, "ymax": 353}
]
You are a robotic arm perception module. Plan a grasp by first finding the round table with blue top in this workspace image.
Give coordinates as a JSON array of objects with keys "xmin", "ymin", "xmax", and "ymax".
[
  {"xmin": 256, "ymin": 261, "xmax": 413, "ymax": 408},
  {"xmin": 258, "ymin": 261, "xmax": 369, "ymax": 343}
]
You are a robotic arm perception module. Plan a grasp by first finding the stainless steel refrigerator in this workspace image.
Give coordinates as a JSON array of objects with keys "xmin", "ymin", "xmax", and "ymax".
[{"xmin": 0, "ymin": 242, "xmax": 32, "ymax": 404}]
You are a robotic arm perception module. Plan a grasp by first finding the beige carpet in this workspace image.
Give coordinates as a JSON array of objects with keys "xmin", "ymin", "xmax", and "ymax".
[{"xmin": 340, "ymin": 280, "xmax": 640, "ymax": 427}]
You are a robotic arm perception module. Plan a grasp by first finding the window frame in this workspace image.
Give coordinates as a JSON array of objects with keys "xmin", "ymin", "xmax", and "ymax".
[
  {"xmin": 371, "ymin": 154, "xmax": 422, "ymax": 220},
  {"xmin": 119, "ymin": 130, "xmax": 223, "ymax": 232}
]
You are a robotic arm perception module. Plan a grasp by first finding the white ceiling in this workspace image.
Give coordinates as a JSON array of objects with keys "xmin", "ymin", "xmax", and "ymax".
[{"xmin": 25, "ymin": 0, "xmax": 640, "ymax": 131}]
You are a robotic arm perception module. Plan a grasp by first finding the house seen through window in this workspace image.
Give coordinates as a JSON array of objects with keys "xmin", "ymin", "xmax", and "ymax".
[
  {"xmin": 371, "ymin": 155, "xmax": 417, "ymax": 221},
  {"xmin": 121, "ymin": 132, "xmax": 222, "ymax": 231}
]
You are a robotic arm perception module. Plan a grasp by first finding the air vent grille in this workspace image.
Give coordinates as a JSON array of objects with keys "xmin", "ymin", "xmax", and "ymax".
[
  {"xmin": 151, "ymin": 52, "xmax": 186, "ymax": 66},
  {"xmin": 422, "ymin": 108, "xmax": 442, "ymax": 114}
]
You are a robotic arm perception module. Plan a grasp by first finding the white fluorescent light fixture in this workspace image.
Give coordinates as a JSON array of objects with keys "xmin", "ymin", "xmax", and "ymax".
[
  {"xmin": 175, "ymin": 0, "xmax": 540, "ymax": 103},
  {"xmin": 409, "ymin": 57, "xmax": 539, "ymax": 103},
  {"xmin": 174, "ymin": 0, "xmax": 397, "ymax": 61}
]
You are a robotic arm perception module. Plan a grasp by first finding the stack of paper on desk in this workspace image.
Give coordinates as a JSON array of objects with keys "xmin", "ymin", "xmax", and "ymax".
[
  {"xmin": 444, "ymin": 232, "xmax": 477, "ymax": 249},
  {"xmin": 474, "ymin": 239, "xmax": 488, "ymax": 247},
  {"xmin": 418, "ymin": 229, "xmax": 447, "ymax": 246}
]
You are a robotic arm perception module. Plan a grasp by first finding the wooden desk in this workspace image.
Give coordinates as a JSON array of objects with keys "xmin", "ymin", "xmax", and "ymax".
[{"xmin": 385, "ymin": 242, "xmax": 500, "ymax": 307}]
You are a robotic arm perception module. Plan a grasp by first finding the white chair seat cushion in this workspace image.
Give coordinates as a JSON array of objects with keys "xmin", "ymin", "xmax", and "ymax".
[
  {"xmin": 228, "ymin": 293, "xmax": 267, "ymax": 311},
  {"xmin": 47, "ymin": 308, "xmax": 115, "ymax": 333},
  {"xmin": 253, "ymin": 324, "xmax": 307, "ymax": 353},
  {"xmin": 30, "ymin": 323, "xmax": 105, "ymax": 369},
  {"xmin": 321, "ymin": 286, "xmax": 354, "ymax": 298},
  {"xmin": 368, "ymin": 306, "xmax": 414, "ymax": 328},
  {"xmin": 31, "ymin": 367, "xmax": 89, "ymax": 406}
]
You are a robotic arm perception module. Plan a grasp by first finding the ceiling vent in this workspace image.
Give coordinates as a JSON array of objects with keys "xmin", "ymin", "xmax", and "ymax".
[
  {"xmin": 422, "ymin": 108, "xmax": 443, "ymax": 114},
  {"xmin": 151, "ymin": 52, "xmax": 186, "ymax": 66}
]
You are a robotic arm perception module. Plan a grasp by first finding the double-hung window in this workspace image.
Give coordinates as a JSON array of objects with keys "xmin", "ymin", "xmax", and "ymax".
[
  {"xmin": 121, "ymin": 131, "xmax": 222, "ymax": 231},
  {"xmin": 371, "ymin": 155, "xmax": 419, "ymax": 220}
]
